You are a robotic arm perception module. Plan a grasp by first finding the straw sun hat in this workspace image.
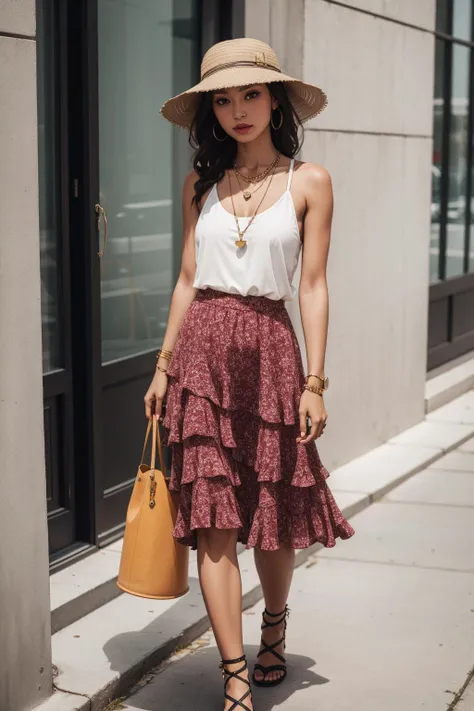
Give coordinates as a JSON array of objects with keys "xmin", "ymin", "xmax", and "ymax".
[{"xmin": 160, "ymin": 37, "xmax": 327, "ymax": 129}]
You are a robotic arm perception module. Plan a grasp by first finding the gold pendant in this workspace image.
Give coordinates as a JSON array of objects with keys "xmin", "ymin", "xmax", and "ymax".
[
  {"xmin": 235, "ymin": 239, "xmax": 247, "ymax": 248},
  {"xmin": 243, "ymin": 191, "xmax": 251, "ymax": 201}
]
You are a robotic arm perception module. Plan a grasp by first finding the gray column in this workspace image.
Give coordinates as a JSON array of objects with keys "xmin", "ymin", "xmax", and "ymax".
[{"xmin": 0, "ymin": 2, "xmax": 53, "ymax": 710}]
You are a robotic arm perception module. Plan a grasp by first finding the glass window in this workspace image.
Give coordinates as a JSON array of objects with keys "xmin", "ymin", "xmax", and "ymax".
[
  {"xmin": 430, "ymin": 40, "xmax": 445, "ymax": 284},
  {"xmin": 37, "ymin": 0, "xmax": 64, "ymax": 373},
  {"xmin": 452, "ymin": 0, "xmax": 472, "ymax": 41},
  {"xmin": 431, "ymin": 1, "xmax": 474, "ymax": 281},
  {"xmin": 97, "ymin": 0, "xmax": 200, "ymax": 364},
  {"xmin": 446, "ymin": 44, "xmax": 470, "ymax": 278}
]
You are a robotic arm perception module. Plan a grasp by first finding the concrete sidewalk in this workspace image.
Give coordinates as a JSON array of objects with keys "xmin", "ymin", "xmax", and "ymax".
[{"xmin": 118, "ymin": 436, "xmax": 474, "ymax": 711}]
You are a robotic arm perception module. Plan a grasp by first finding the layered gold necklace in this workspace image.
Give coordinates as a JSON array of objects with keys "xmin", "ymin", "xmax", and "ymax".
[
  {"xmin": 234, "ymin": 168, "xmax": 270, "ymax": 201},
  {"xmin": 233, "ymin": 152, "xmax": 280, "ymax": 200},
  {"xmin": 227, "ymin": 152, "xmax": 281, "ymax": 249}
]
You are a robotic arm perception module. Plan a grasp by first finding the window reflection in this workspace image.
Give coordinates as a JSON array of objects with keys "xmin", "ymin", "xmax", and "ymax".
[
  {"xmin": 430, "ymin": 40, "xmax": 445, "ymax": 284},
  {"xmin": 453, "ymin": 0, "xmax": 472, "ymax": 41},
  {"xmin": 445, "ymin": 44, "xmax": 470, "ymax": 279},
  {"xmin": 98, "ymin": 0, "xmax": 199, "ymax": 364},
  {"xmin": 37, "ymin": 0, "xmax": 63, "ymax": 373}
]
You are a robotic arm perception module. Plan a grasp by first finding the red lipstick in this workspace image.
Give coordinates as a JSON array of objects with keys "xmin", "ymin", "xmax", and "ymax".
[{"xmin": 233, "ymin": 123, "xmax": 252, "ymax": 134}]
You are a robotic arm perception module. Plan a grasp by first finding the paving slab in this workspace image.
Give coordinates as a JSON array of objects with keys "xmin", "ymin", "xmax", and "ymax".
[
  {"xmin": 429, "ymin": 449, "xmax": 474, "ymax": 472},
  {"xmin": 317, "ymin": 501, "xmax": 474, "ymax": 572},
  {"xmin": 385, "ymin": 468, "xmax": 474, "ymax": 507},
  {"xmin": 425, "ymin": 357, "xmax": 474, "ymax": 413},
  {"xmin": 426, "ymin": 390, "xmax": 474, "ymax": 425},
  {"xmin": 459, "ymin": 436, "xmax": 474, "ymax": 453},
  {"xmin": 328, "ymin": 443, "xmax": 441, "ymax": 496},
  {"xmin": 50, "ymin": 544, "xmax": 125, "ymax": 633},
  {"xmin": 121, "ymin": 558, "xmax": 474, "ymax": 711},
  {"xmin": 388, "ymin": 420, "xmax": 474, "ymax": 451},
  {"xmin": 458, "ymin": 674, "xmax": 474, "ymax": 707}
]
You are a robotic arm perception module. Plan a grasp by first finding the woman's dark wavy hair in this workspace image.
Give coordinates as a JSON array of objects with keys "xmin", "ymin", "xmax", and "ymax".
[{"xmin": 189, "ymin": 82, "xmax": 304, "ymax": 209}]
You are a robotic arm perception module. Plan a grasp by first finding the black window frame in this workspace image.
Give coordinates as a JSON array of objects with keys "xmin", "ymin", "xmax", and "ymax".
[
  {"xmin": 428, "ymin": 0, "xmax": 474, "ymax": 371},
  {"xmin": 432, "ymin": 0, "xmax": 474, "ymax": 281}
]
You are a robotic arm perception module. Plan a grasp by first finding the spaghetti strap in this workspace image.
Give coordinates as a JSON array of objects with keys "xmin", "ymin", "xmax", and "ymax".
[{"xmin": 286, "ymin": 158, "xmax": 295, "ymax": 191}]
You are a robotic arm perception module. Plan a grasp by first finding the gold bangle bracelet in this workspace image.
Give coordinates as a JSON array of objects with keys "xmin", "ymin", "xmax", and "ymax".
[{"xmin": 156, "ymin": 364, "xmax": 169, "ymax": 374}]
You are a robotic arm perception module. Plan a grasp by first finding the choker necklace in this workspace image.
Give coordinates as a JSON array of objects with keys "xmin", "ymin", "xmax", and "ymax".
[
  {"xmin": 233, "ymin": 152, "xmax": 280, "ymax": 185},
  {"xmin": 234, "ymin": 168, "xmax": 271, "ymax": 200}
]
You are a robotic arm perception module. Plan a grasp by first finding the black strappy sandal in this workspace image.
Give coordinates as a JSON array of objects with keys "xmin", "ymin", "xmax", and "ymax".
[
  {"xmin": 252, "ymin": 605, "xmax": 290, "ymax": 687},
  {"xmin": 219, "ymin": 653, "xmax": 253, "ymax": 711}
]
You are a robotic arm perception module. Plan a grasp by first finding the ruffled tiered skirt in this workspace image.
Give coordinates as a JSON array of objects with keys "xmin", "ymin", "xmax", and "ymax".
[{"xmin": 161, "ymin": 288, "xmax": 355, "ymax": 551}]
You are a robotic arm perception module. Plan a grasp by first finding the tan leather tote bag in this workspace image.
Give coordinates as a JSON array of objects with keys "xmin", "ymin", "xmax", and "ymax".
[{"xmin": 117, "ymin": 416, "xmax": 189, "ymax": 599}]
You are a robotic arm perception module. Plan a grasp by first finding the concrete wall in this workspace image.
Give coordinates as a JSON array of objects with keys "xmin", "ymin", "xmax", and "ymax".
[
  {"xmin": 245, "ymin": 0, "xmax": 436, "ymax": 469},
  {"xmin": 0, "ymin": 2, "xmax": 52, "ymax": 709}
]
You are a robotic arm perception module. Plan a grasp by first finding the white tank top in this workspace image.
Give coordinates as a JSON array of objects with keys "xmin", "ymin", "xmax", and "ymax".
[{"xmin": 192, "ymin": 157, "xmax": 301, "ymax": 301}]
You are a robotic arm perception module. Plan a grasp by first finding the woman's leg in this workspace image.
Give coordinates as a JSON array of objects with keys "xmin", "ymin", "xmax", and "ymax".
[
  {"xmin": 253, "ymin": 545, "xmax": 296, "ymax": 682},
  {"xmin": 197, "ymin": 527, "xmax": 252, "ymax": 711}
]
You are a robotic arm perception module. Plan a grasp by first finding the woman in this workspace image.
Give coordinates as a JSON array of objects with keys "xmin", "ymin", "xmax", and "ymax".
[{"xmin": 144, "ymin": 37, "xmax": 355, "ymax": 711}]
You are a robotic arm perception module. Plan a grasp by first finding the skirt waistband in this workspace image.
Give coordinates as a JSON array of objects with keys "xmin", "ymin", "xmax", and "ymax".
[{"xmin": 194, "ymin": 288, "xmax": 286, "ymax": 316}]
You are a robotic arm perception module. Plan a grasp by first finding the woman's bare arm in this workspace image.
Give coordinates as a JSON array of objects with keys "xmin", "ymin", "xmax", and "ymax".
[
  {"xmin": 297, "ymin": 163, "xmax": 333, "ymax": 443},
  {"xmin": 299, "ymin": 163, "xmax": 333, "ymax": 378},
  {"xmin": 144, "ymin": 169, "xmax": 200, "ymax": 419}
]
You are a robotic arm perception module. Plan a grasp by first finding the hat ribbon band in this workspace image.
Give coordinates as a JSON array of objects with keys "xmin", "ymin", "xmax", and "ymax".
[{"xmin": 201, "ymin": 60, "xmax": 281, "ymax": 81}]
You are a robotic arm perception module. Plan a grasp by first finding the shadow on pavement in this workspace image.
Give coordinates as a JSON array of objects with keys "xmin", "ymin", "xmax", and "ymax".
[{"xmin": 118, "ymin": 642, "xmax": 328, "ymax": 710}]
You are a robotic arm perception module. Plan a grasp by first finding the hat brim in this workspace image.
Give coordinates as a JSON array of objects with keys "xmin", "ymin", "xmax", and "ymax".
[{"xmin": 160, "ymin": 66, "xmax": 327, "ymax": 129}]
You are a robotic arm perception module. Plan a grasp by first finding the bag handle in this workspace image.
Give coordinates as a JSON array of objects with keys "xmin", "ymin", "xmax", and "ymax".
[{"xmin": 140, "ymin": 417, "xmax": 166, "ymax": 475}]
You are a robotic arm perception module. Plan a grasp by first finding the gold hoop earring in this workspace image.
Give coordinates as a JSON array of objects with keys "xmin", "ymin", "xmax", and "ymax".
[
  {"xmin": 270, "ymin": 107, "xmax": 283, "ymax": 130},
  {"xmin": 213, "ymin": 123, "xmax": 227, "ymax": 142}
]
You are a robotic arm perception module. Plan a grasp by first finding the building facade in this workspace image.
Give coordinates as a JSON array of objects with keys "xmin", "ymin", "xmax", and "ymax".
[
  {"xmin": 1, "ymin": 1, "xmax": 473, "ymax": 709},
  {"xmin": 251, "ymin": 0, "xmax": 436, "ymax": 457}
]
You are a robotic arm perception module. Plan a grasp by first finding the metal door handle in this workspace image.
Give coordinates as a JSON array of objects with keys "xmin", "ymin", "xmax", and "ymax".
[{"xmin": 95, "ymin": 203, "xmax": 108, "ymax": 257}]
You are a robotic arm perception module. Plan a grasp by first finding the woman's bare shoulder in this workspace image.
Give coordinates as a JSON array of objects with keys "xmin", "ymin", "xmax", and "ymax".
[
  {"xmin": 182, "ymin": 169, "xmax": 201, "ymax": 221},
  {"xmin": 185, "ymin": 168, "xmax": 217, "ymax": 212},
  {"xmin": 294, "ymin": 160, "xmax": 332, "ymax": 187}
]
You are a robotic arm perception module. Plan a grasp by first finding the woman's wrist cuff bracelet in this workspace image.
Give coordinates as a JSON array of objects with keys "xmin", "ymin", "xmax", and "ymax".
[
  {"xmin": 303, "ymin": 383, "xmax": 325, "ymax": 396},
  {"xmin": 157, "ymin": 348, "xmax": 172, "ymax": 361},
  {"xmin": 305, "ymin": 373, "xmax": 329, "ymax": 390}
]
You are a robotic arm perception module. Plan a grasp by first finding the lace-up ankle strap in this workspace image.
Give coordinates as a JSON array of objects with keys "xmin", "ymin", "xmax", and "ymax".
[
  {"xmin": 221, "ymin": 654, "xmax": 247, "ymax": 666},
  {"xmin": 262, "ymin": 605, "xmax": 290, "ymax": 627},
  {"xmin": 219, "ymin": 654, "xmax": 252, "ymax": 711}
]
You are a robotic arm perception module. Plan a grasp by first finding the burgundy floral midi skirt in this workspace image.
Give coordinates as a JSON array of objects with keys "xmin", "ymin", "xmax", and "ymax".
[{"xmin": 161, "ymin": 288, "xmax": 355, "ymax": 551}]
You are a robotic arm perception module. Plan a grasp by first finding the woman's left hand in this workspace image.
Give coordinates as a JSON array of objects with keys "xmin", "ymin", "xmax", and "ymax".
[{"xmin": 297, "ymin": 390, "xmax": 327, "ymax": 444}]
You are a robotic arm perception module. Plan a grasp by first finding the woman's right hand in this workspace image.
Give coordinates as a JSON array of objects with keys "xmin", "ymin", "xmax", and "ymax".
[{"xmin": 144, "ymin": 371, "xmax": 169, "ymax": 420}]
